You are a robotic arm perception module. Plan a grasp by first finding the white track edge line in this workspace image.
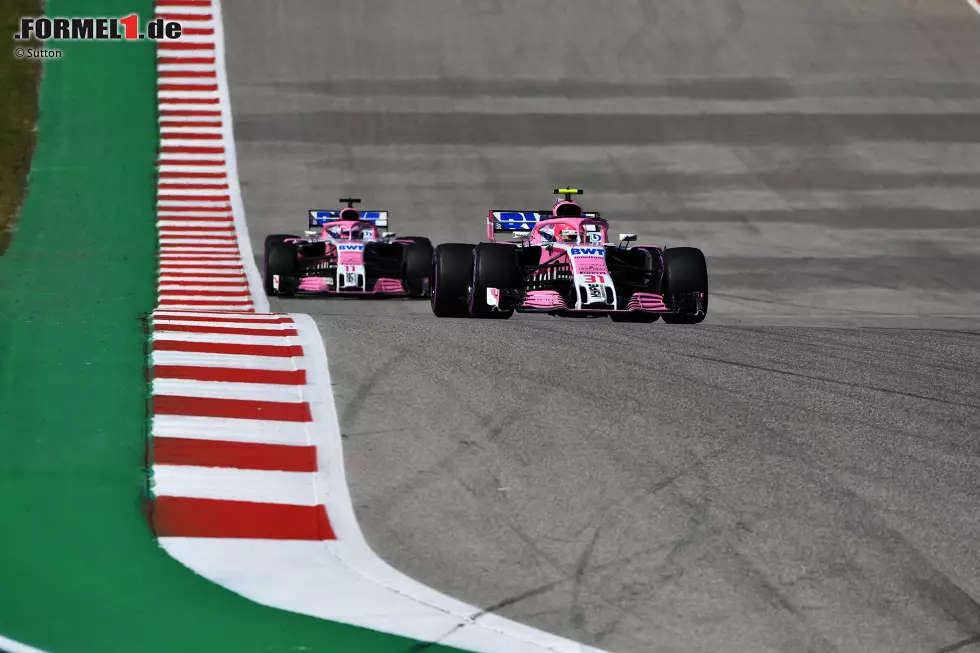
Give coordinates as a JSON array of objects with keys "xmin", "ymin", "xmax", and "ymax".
[{"xmin": 0, "ymin": 634, "xmax": 54, "ymax": 653}]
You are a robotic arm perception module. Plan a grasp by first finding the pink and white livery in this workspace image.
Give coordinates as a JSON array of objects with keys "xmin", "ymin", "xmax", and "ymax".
[
  {"xmin": 264, "ymin": 198, "xmax": 433, "ymax": 298},
  {"xmin": 429, "ymin": 189, "xmax": 707, "ymax": 323}
]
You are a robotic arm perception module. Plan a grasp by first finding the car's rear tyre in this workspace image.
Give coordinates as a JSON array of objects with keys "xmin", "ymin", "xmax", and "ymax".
[
  {"xmin": 469, "ymin": 243, "xmax": 521, "ymax": 319},
  {"xmin": 661, "ymin": 247, "xmax": 708, "ymax": 324},
  {"xmin": 401, "ymin": 237, "xmax": 434, "ymax": 298},
  {"xmin": 265, "ymin": 241, "xmax": 299, "ymax": 296},
  {"xmin": 431, "ymin": 243, "xmax": 474, "ymax": 317}
]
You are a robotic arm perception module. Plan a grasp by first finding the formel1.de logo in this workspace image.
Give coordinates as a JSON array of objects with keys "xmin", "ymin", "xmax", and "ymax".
[{"xmin": 14, "ymin": 15, "xmax": 183, "ymax": 41}]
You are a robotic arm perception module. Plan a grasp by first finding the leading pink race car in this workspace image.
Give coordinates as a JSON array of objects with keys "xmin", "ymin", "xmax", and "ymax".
[
  {"xmin": 429, "ymin": 189, "xmax": 708, "ymax": 322},
  {"xmin": 263, "ymin": 198, "xmax": 433, "ymax": 298}
]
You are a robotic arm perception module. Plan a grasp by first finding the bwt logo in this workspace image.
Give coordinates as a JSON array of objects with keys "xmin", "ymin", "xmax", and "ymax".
[
  {"xmin": 570, "ymin": 247, "xmax": 604, "ymax": 256},
  {"xmin": 338, "ymin": 244, "xmax": 364, "ymax": 251}
]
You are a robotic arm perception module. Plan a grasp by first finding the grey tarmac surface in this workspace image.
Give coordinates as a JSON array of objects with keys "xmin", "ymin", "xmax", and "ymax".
[{"xmin": 223, "ymin": 1, "xmax": 980, "ymax": 651}]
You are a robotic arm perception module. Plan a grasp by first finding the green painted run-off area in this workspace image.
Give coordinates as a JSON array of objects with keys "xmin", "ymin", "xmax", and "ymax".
[{"xmin": 0, "ymin": 1, "xmax": 465, "ymax": 651}]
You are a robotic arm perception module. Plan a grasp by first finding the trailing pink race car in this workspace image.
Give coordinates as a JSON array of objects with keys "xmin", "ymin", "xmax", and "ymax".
[
  {"xmin": 430, "ymin": 189, "xmax": 707, "ymax": 323},
  {"xmin": 263, "ymin": 198, "xmax": 433, "ymax": 298}
]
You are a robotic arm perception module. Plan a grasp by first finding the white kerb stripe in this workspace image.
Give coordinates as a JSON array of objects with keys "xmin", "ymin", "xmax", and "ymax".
[
  {"xmin": 158, "ymin": 103, "xmax": 225, "ymax": 113},
  {"xmin": 159, "ymin": 285, "xmax": 250, "ymax": 293},
  {"xmin": 155, "ymin": 5, "xmax": 214, "ymax": 16},
  {"xmin": 158, "ymin": 268, "xmax": 246, "ymax": 275},
  {"xmin": 151, "ymin": 332, "xmax": 293, "ymax": 346},
  {"xmin": 158, "ymin": 63, "xmax": 218, "ymax": 73},
  {"xmin": 156, "ymin": 303, "xmax": 255, "ymax": 311},
  {"xmin": 151, "ymin": 351, "xmax": 306, "ymax": 371},
  {"xmin": 153, "ymin": 319, "xmax": 291, "ymax": 330},
  {"xmin": 152, "ymin": 378, "xmax": 312, "ymax": 402},
  {"xmin": 152, "ymin": 466, "xmax": 318, "ymax": 506},
  {"xmin": 151, "ymin": 310, "xmax": 284, "ymax": 320},
  {"xmin": 156, "ymin": 190, "xmax": 230, "ymax": 199},
  {"xmin": 152, "ymin": 415, "xmax": 311, "ymax": 447}
]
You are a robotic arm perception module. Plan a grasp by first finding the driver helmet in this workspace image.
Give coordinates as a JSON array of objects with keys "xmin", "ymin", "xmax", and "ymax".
[{"xmin": 554, "ymin": 223, "xmax": 579, "ymax": 243}]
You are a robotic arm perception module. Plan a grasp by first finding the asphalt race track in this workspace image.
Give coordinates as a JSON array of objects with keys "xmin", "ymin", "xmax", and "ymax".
[{"xmin": 223, "ymin": 2, "xmax": 980, "ymax": 651}]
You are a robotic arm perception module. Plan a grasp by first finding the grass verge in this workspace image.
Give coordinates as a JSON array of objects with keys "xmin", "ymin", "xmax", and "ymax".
[{"xmin": 0, "ymin": 1, "xmax": 43, "ymax": 255}]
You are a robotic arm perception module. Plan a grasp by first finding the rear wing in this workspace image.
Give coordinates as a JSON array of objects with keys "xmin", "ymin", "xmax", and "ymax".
[
  {"xmin": 309, "ymin": 210, "xmax": 389, "ymax": 229},
  {"xmin": 487, "ymin": 210, "xmax": 603, "ymax": 241}
]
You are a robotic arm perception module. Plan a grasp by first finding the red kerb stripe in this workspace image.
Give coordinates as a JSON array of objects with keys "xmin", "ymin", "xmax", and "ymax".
[
  {"xmin": 158, "ymin": 217, "xmax": 234, "ymax": 224},
  {"xmin": 157, "ymin": 43, "xmax": 214, "ymax": 50},
  {"xmin": 158, "ymin": 170, "xmax": 227, "ymax": 178},
  {"xmin": 159, "ymin": 85, "xmax": 218, "ymax": 93},
  {"xmin": 159, "ymin": 70, "xmax": 216, "ymax": 78},
  {"xmin": 153, "ymin": 437, "xmax": 316, "ymax": 471},
  {"xmin": 159, "ymin": 194, "xmax": 231, "ymax": 202},
  {"xmin": 159, "ymin": 222, "xmax": 235, "ymax": 229},
  {"xmin": 158, "ymin": 292, "xmax": 249, "ymax": 299},
  {"xmin": 159, "ymin": 97, "xmax": 221, "ymax": 104},
  {"xmin": 153, "ymin": 365, "xmax": 306, "ymax": 385},
  {"xmin": 158, "ymin": 159, "xmax": 226, "ymax": 167},
  {"xmin": 159, "ymin": 182, "xmax": 229, "ymax": 188},
  {"xmin": 156, "ymin": 205, "xmax": 231, "ymax": 212},
  {"xmin": 159, "ymin": 145, "xmax": 224, "ymax": 153},
  {"xmin": 161, "ymin": 132, "xmax": 223, "ymax": 140},
  {"xmin": 152, "ymin": 340, "xmax": 302, "ymax": 358},
  {"xmin": 152, "ymin": 497, "xmax": 336, "ymax": 540},
  {"xmin": 155, "ymin": 0, "xmax": 213, "ymax": 6},
  {"xmin": 154, "ymin": 395, "xmax": 313, "ymax": 422},
  {"xmin": 160, "ymin": 121, "xmax": 223, "ymax": 128},
  {"xmin": 156, "ymin": 12, "xmax": 214, "ymax": 20},
  {"xmin": 159, "ymin": 108, "xmax": 221, "ymax": 116},
  {"xmin": 158, "ymin": 57, "xmax": 216, "ymax": 66}
]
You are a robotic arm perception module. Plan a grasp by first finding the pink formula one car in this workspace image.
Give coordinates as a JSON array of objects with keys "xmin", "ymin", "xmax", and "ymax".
[
  {"xmin": 264, "ymin": 198, "xmax": 433, "ymax": 298},
  {"xmin": 430, "ymin": 189, "xmax": 707, "ymax": 322}
]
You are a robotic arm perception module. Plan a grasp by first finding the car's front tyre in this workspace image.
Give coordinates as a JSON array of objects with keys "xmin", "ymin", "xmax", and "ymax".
[
  {"xmin": 468, "ymin": 243, "xmax": 521, "ymax": 319},
  {"xmin": 265, "ymin": 241, "xmax": 299, "ymax": 296},
  {"xmin": 661, "ymin": 247, "xmax": 708, "ymax": 324},
  {"xmin": 431, "ymin": 243, "xmax": 474, "ymax": 317}
]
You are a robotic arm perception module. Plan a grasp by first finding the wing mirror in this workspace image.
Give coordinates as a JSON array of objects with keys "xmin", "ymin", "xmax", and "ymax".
[
  {"xmin": 382, "ymin": 231, "xmax": 396, "ymax": 238},
  {"xmin": 618, "ymin": 233, "xmax": 637, "ymax": 242}
]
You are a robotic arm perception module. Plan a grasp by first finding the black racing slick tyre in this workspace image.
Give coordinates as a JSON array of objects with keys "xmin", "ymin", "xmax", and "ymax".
[
  {"xmin": 431, "ymin": 243, "xmax": 474, "ymax": 317},
  {"xmin": 265, "ymin": 241, "xmax": 299, "ymax": 296},
  {"xmin": 265, "ymin": 234, "xmax": 298, "ymax": 255},
  {"xmin": 469, "ymin": 243, "xmax": 521, "ymax": 319},
  {"xmin": 662, "ymin": 247, "xmax": 708, "ymax": 324},
  {"xmin": 401, "ymin": 237, "xmax": 434, "ymax": 298}
]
